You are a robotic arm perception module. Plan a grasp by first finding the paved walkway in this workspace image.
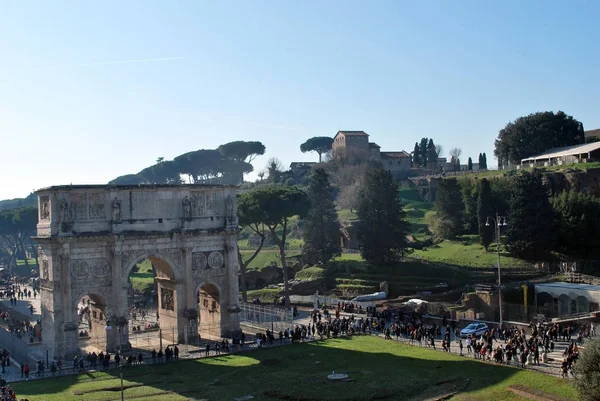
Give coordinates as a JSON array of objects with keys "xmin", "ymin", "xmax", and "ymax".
[
  {"xmin": 0, "ymin": 286, "xmax": 41, "ymax": 322},
  {"xmin": 0, "ymin": 301, "xmax": 581, "ymax": 383}
]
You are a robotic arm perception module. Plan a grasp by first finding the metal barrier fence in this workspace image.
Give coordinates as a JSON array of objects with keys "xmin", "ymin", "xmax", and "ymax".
[{"xmin": 239, "ymin": 302, "xmax": 293, "ymax": 334}]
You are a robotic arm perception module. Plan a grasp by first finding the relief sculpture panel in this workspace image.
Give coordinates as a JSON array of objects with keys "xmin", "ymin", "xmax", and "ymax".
[
  {"xmin": 42, "ymin": 260, "xmax": 49, "ymax": 280},
  {"xmin": 191, "ymin": 250, "xmax": 225, "ymax": 284},
  {"xmin": 190, "ymin": 192, "xmax": 206, "ymax": 216},
  {"xmin": 206, "ymin": 192, "xmax": 222, "ymax": 215},
  {"xmin": 70, "ymin": 260, "xmax": 90, "ymax": 280},
  {"xmin": 192, "ymin": 252, "xmax": 207, "ymax": 274},
  {"xmin": 70, "ymin": 193, "xmax": 87, "ymax": 220},
  {"xmin": 40, "ymin": 196, "xmax": 50, "ymax": 220},
  {"xmin": 161, "ymin": 288, "xmax": 175, "ymax": 311},
  {"xmin": 208, "ymin": 251, "xmax": 224, "ymax": 268},
  {"xmin": 88, "ymin": 193, "xmax": 106, "ymax": 220},
  {"xmin": 90, "ymin": 260, "xmax": 111, "ymax": 278}
]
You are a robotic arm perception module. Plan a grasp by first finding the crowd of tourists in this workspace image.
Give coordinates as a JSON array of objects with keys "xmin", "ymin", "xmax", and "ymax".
[{"xmin": 288, "ymin": 304, "xmax": 592, "ymax": 377}]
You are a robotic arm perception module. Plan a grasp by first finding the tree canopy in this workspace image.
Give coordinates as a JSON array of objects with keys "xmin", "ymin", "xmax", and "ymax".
[
  {"xmin": 477, "ymin": 178, "xmax": 494, "ymax": 250},
  {"xmin": 303, "ymin": 169, "xmax": 341, "ymax": 265},
  {"xmin": 551, "ymin": 190, "xmax": 600, "ymax": 259},
  {"xmin": 356, "ymin": 168, "xmax": 410, "ymax": 265},
  {"xmin": 300, "ymin": 137, "xmax": 334, "ymax": 163},
  {"xmin": 494, "ymin": 111, "xmax": 584, "ymax": 167},
  {"xmin": 237, "ymin": 191, "xmax": 269, "ymax": 302},
  {"xmin": 108, "ymin": 141, "xmax": 264, "ymax": 185},
  {"xmin": 0, "ymin": 206, "xmax": 38, "ymax": 268},
  {"xmin": 506, "ymin": 170, "xmax": 554, "ymax": 259},
  {"xmin": 434, "ymin": 178, "xmax": 464, "ymax": 239},
  {"xmin": 218, "ymin": 141, "xmax": 266, "ymax": 163},
  {"xmin": 243, "ymin": 186, "xmax": 308, "ymax": 306},
  {"xmin": 574, "ymin": 339, "xmax": 600, "ymax": 401}
]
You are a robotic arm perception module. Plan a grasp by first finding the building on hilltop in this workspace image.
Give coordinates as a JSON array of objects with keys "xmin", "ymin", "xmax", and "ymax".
[
  {"xmin": 289, "ymin": 162, "xmax": 317, "ymax": 179},
  {"xmin": 332, "ymin": 131, "xmax": 370, "ymax": 159},
  {"xmin": 380, "ymin": 151, "xmax": 411, "ymax": 172},
  {"xmin": 331, "ymin": 130, "xmax": 411, "ymax": 175}
]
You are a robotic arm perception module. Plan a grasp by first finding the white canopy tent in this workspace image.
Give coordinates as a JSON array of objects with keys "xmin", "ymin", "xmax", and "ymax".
[{"xmin": 521, "ymin": 142, "xmax": 600, "ymax": 165}]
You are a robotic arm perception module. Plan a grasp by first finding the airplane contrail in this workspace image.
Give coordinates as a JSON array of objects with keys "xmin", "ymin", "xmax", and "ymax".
[{"xmin": 70, "ymin": 56, "xmax": 187, "ymax": 68}]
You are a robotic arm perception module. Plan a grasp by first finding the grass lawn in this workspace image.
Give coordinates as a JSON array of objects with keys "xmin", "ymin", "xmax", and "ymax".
[
  {"xmin": 239, "ymin": 250, "xmax": 301, "ymax": 271},
  {"xmin": 399, "ymin": 187, "xmax": 432, "ymax": 238},
  {"xmin": 129, "ymin": 259, "xmax": 155, "ymax": 293},
  {"xmin": 246, "ymin": 288, "xmax": 281, "ymax": 303},
  {"xmin": 16, "ymin": 258, "xmax": 38, "ymax": 266},
  {"xmin": 12, "ymin": 336, "xmax": 576, "ymax": 401},
  {"xmin": 412, "ymin": 235, "xmax": 532, "ymax": 269}
]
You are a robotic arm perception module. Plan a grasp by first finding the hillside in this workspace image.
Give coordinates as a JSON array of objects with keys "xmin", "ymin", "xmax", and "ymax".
[{"xmin": 0, "ymin": 193, "xmax": 36, "ymax": 211}]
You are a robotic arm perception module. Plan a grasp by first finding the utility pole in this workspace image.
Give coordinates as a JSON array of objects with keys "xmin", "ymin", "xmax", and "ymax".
[
  {"xmin": 120, "ymin": 368, "xmax": 124, "ymax": 401},
  {"xmin": 487, "ymin": 213, "xmax": 507, "ymax": 329},
  {"xmin": 496, "ymin": 212, "xmax": 503, "ymax": 328}
]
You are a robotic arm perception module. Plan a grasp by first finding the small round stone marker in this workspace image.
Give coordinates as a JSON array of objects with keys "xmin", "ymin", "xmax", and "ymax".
[{"xmin": 327, "ymin": 371, "xmax": 348, "ymax": 380}]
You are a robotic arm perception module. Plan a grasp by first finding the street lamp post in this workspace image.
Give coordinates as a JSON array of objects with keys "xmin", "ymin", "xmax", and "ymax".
[{"xmin": 486, "ymin": 213, "xmax": 507, "ymax": 328}]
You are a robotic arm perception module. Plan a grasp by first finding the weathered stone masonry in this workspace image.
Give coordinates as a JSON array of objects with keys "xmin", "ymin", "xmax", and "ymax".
[{"xmin": 35, "ymin": 184, "xmax": 241, "ymax": 358}]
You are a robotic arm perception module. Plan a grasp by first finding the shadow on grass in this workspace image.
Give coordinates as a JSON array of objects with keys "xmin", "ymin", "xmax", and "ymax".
[{"xmin": 10, "ymin": 336, "xmax": 574, "ymax": 401}]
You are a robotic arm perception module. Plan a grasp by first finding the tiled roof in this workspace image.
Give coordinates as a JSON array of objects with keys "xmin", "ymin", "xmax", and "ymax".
[
  {"xmin": 290, "ymin": 162, "xmax": 316, "ymax": 168},
  {"xmin": 381, "ymin": 151, "xmax": 410, "ymax": 159},
  {"xmin": 334, "ymin": 131, "xmax": 369, "ymax": 139},
  {"xmin": 369, "ymin": 142, "xmax": 381, "ymax": 148},
  {"xmin": 521, "ymin": 141, "xmax": 600, "ymax": 162},
  {"xmin": 585, "ymin": 129, "xmax": 600, "ymax": 139}
]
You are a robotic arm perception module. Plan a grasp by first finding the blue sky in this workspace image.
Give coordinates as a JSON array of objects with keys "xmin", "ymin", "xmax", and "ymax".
[{"xmin": 1, "ymin": 1, "xmax": 598, "ymax": 200}]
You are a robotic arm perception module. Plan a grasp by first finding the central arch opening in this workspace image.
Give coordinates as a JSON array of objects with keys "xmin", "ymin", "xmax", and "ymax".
[
  {"xmin": 127, "ymin": 256, "xmax": 179, "ymax": 350},
  {"xmin": 76, "ymin": 293, "xmax": 109, "ymax": 353}
]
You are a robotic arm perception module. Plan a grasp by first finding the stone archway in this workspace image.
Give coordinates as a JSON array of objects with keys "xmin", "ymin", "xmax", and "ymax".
[
  {"xmin": 576, "ymin": 296, "xmax": 589, "ymax": 314},
  {"xmin": 558, "ymin": 294, "xmax": 571, "ymax": 316},
  {"xmin": 35, "ymin": 184, "xmax": 241, "ymax": 359},
  {"xmin": 537, "ymin": 292, "xmax": 554, "ymax": 317}
]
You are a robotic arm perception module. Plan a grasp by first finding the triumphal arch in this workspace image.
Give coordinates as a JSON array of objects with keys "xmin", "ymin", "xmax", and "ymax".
[{"xmin": 34, "ymin": 184, "xmax": 241, "ymax": 358}]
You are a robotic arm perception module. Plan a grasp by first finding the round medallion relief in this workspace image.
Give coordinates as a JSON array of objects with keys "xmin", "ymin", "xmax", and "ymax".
[
  {"xmin": 208, "ymin": 251, "xmax": 224, "ymax": 268},
  {"xmin": 70, "ymin": 260, "xmax": 90, "ymax": 279},
  {"xmin": 91, "ymin": 260, "xmax": 110, "ymax": 278},
  {"xmin": 192, "ymin": 253, "xmax": 207, "ymax": 270}
]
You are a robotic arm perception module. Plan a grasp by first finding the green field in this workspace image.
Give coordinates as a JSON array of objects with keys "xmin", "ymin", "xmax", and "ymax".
[
  {"xmin": 12, "ymin": 336, "xmax": 576, "ymax": 401},
  {"xmin": 399, "ymin": 186, "xmax": 433, "ymax": 238},
  {"xmin": 412, "ymin": 235, "xmax": 532, "ymax": 269},
  {"xmin": 246, "ymin": 288, "xmax": 282, "ymax": 303},
  {"xmin": 129, "ymin": 259, "xmax": 155, "ymax": 294},
  {"xmin": 239, "ymin": 249, "xmax": 302, "ymax": 271}
]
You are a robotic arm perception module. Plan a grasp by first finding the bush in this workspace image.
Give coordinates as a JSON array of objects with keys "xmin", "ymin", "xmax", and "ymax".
[{"xmin": 574, "ymin": 339, "xmax": 600, "ymax": 401}]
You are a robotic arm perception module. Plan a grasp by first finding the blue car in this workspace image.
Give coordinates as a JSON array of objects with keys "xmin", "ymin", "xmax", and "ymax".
[{"xmin": 460, "ymin": 322, "xmax": 488, "ymax": 338}]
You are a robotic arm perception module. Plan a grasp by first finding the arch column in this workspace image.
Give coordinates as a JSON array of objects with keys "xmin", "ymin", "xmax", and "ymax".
[
  {"xmin": 109, "ymin": 249, "xmax": 124, "ymax": 352},
  {"xmin": 223, "ymin": 236, "xmax": 241, "ymax": 338},
  {"xmin": 183, "ymin": 248, "xmax": 199, "ymax": 342},
  {"xmin": 60, "ymin": 244, "xmax": 80, "ymax": 358}
]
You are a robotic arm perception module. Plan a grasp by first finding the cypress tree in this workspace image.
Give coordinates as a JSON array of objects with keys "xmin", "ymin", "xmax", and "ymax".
[
  {"xmin": 435, "ymin": 178, "xmax": 464, "ymax": 239},
  {"xmin": 413, "ymin": 142, "xmax": 421, "ymax": 167},
  {"xmin": 357, "ymin": 169, "xmax": 410, "ymax": 265},
  {"xmin": 303, "ymin": 169, "xmax": 342, "ymax": 264},
  {"xmin": 507, "ymin": 170, "xmax": 554, "ymax": 259},
  {"xmin": 477, "ymin": 178, "xmax": 494, "ymax": 250}
]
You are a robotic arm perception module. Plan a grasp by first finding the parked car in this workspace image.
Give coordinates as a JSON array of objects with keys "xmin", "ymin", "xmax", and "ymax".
[{"xmin": 460, "ymin": 322, "xmax": 488, "ymax": 338}]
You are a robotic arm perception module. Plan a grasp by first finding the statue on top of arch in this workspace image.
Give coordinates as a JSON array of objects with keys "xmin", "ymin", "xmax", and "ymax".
[{"xmin": 111, "ymin": 197, "xmax": 122, "ymax": 223}]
